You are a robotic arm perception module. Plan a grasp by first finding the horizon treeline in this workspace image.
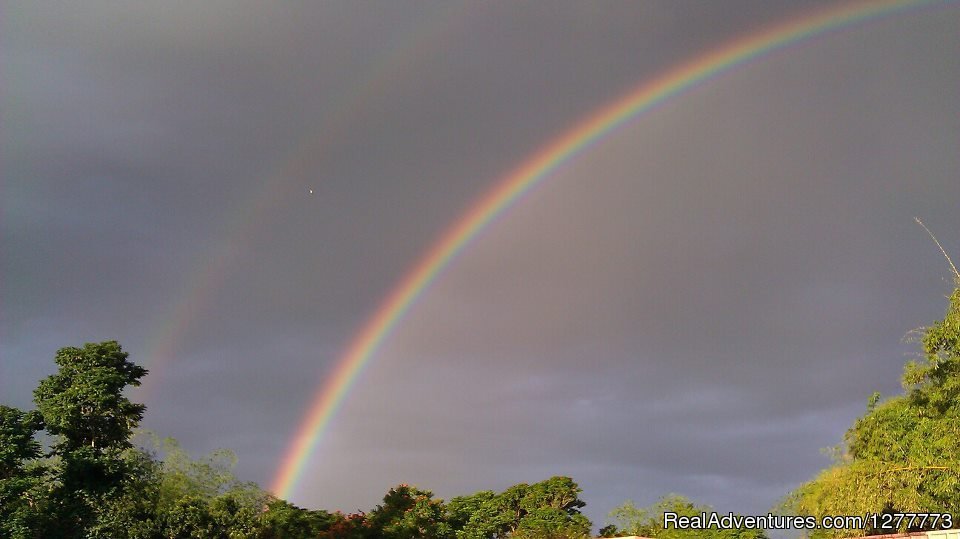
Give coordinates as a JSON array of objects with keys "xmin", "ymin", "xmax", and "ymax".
[
  {"xmin": 3, "ymin": 282, "xmax": 959, "ymax": 538},
  {"xmin": 0, "ymin": 341, "xmax": 606, "ymax": 538}
]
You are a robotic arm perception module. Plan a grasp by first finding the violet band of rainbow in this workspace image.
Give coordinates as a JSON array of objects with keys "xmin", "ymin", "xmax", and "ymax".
[{"xmin": 271, "ymin": 0, "xmax": 939, "ymax": 500}]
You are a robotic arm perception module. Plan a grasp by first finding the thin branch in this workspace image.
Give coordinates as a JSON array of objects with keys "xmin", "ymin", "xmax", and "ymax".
[
  {"xmin": 915, "ymin": 217, "xmax": 960, "ymax": 281},
  {"xmin": 869, "ymin": 465, "xmax": 954, "ymax": 477}
]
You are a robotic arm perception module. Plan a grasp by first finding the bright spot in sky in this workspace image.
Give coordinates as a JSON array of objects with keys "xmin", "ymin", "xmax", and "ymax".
[{"xmin": 309, "ymin": 189, "xmax": 313, "ymax": 194}]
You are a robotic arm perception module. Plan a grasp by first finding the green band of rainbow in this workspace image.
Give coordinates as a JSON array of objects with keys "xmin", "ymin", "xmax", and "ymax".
[
  {"xmin": 270, "ymin": 0, "xmax": 937, "ymax": 499},
  {"xmin": 136, "ymin": 4, "xmax": 477, "ymax": 398}
]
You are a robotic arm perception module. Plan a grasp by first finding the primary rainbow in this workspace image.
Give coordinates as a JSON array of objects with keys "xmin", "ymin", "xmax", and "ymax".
[{"xmin": 271, "ymin": 0, "xmax": 939, "ymax": 499}]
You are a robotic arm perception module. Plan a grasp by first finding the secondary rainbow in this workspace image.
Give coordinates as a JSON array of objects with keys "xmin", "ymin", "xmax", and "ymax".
[
  {"xmin": 135, "ymin": 3, "xmax": 475, "ymax": 397},
  {"xmin": 271, "ymin": 0, "xmax": 940, "ymax": 499}
]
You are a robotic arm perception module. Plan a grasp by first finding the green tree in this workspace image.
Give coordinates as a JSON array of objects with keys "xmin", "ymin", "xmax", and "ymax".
[
  {"xmin": 34, "ymin": 341, "xmax": 147, "ymax": 454},
  {"xmin": 597, "ymin": 524, "xmax": 619, "ymax": 537},
  {"xmin": 784, "ymin": 285, "xmax": 960, "ymax": 537},
  {"xmin": 511, "ymin": 477, "xmax": 590, "ymax": 539},
  {"xmin": 608, "ymin": 494, "xmax": 766, "ymax": 539},
  {"xmin": 258, "ymin": 499, "xmax": 339, "ymax": 539},
  {"xmin": 148, "ymin": 435, "xmax": 249, "ymax": 507},
  {"xmin": 0, "ymin": 406, "xmax": 42, "ymax": 476},
  {"xmin": 448, "ymin": 477, "xmax": 590, "ymax": 539},
  {"xmin": 4, "ymin": 340, "xmax": 613, "ymax": 538},
  {"xmin": 447, "ymin": 490, "xmax": 503, "ymax": 539},
  {"xmin": 142, "ymin": 434, "xmax": 276, "ymax": 539},
  {"xmin": 2, "ymin": 341, "xmax": 314, "ymax": 538},
  {"xmin": 367, "ymin": 484, "xmax": 453, "ymax": 539},
  {"xmin": 80, "ymin": 447, "xmax": 163, "ymax": 539},
  {"xmin": 30, "ymin": 341, "xmax": 150, "ymax": 537},
  {"xmin": 0, "ymin": 406, "xmax": 46, "ymax": 538}
]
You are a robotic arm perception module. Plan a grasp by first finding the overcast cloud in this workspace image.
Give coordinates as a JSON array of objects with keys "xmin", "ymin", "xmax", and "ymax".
[{"xmin": 2, "ymin": 1, "xmax": 959, "ymax": 532}]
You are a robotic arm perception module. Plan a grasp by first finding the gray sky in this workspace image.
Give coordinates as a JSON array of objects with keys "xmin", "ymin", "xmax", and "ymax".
[{"xmin": 2, "ymin": 0, "xmax": 959, "ymax": 532}]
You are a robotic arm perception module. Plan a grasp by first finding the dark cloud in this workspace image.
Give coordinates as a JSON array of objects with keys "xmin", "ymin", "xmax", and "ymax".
[{"xmin": 2, "ymin": 0, "xmax": 958, "ymax": 533}]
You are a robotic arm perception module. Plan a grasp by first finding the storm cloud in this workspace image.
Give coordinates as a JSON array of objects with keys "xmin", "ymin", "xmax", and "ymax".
[{"xmin": 2, "ymin": 0, "xmax": 958, "ymax": 531}]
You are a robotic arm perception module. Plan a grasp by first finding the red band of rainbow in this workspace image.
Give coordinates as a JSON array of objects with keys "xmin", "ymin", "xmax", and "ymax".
[{"xmin": 271, "ymin": 0, "xmax": 938, "ymax": 500}]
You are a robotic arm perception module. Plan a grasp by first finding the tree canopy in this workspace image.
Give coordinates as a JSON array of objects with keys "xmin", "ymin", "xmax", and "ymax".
[
  {"xmin": 0, "ymin": 341, "xmax": 598, "ymax": 537},
  {"xmin": 34, "ymin": 341, "xmax": 147, "ymax": 454},
  {"xmin": 448, "ymin": 477, "xmax": 591, "ymax": 539},
  {"xmin": 604, "ymin": 494, "xmax": 767, "ymax": 539},
  {"xmin": 6, "ymin": 278, "xmax": 959, "ymax": 538},
  {"xmin": 783, "ymin": 285, "xmax": 960, "ymax": 537}
]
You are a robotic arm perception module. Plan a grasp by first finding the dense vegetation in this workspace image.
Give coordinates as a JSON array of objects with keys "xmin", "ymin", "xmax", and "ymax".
[
  {"xmin": 3, "ymin": 284, "xmax": 958, "ymax": 537},
  {"xmin": 602, "ymin": 495, "xmax": 766, "ymax": 539},
  {"xmin": 783, "ymin": 284, "xmax": 960, "ymax": 537},
  {"xmin": 0, "ymin": 341, "xmax": 598, "ymax": 538}
]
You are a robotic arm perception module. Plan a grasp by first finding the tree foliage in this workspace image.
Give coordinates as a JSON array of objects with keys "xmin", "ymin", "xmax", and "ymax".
[
  {"xmin": 259, "ymin": 499, "xmax": 340, "ymax": 539},
  {"xmin": 1, "ymin": 340, "xmax": 604, "ymax": 538},
  {"xmin": 0, "ymin": 341, "xmax": 295, "ymax": 537},
  {"xmin": 34, "ymin": 341, "xmax": 147, "ymax": 454},
  {"xmin": 0, "ymin": 406, "xmax": 46, "ymax": 538},
  {"xmin": 365, "ymin": 484, "xmax": 453, "ymax": 539},
  {"xmin": 27, "ymin": 341, "xmax": 152, "ymax": 536},
  {"xmin": 784, "ymin": 285, "xmax": 960, "ymax": 537},
  {"xmin": 447, "ymin": 477, "xmax": 591, "ymax": 539},
  {"xmin": 606, "ymin": 494, "xmax": 767, "ymax": 539},
  {"xmin": 15, "ymin": 337, "xmax": 907, "ymax": 538}
]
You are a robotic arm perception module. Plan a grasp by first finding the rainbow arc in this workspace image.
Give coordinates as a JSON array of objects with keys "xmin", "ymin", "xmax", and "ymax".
[{"xmin": 269, "ymin": 0, "xmax": 938, "ymax": 499}]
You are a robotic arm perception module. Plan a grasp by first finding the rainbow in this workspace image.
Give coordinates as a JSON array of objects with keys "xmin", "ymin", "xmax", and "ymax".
[
  {"xmin": 271, "ymin": 0, "xmax": 941, "ymax": 499},
  {"xmin": 136, "ymin": 3, "xmax": 476, "ymax": 396}
]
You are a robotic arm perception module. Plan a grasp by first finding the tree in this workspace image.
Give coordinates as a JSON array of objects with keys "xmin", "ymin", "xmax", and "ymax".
[
  {"xmin": 511, "ymin": 477, "xmax": 590, "ymax": 539},
  {"xmin": 0, "ymin": 406, "xmax": 42, "ymax": 477},
  {"xmin": 0, "ymin": 406, "xmax": 45, "ymax": 538},
  {"xmin": 29, "ymin": 341, "xmax": 150, "ymax": 537},
  {"xmin": 87, "ymin": 434, "xmax": 286, "ymax": 539},
  {"xmin": 149, "ymin": 435, "xmax": 247, "ymax": 506},
  {"xmin": 3, "ymin": 340, "xmax": 610, "ymax": 538},
  {"xmin": 784, "ymin": 285, "xmax": 960, "ymax": 537},
  {"xmin": 597, "ymin": 524, "xmax": 619, "ymax": 537},
  {"xmin": 448, "ymin": 477, "xmax": 591, "ymax": 539},
  {"xmin": 2, "ymin": 340, "xmax": 311, "ymax": 538},
  {"xmin": 367, "ymin": 484, "xmax": 453, "ymax": 539},
  {"xmin": 316, "ymin": 511, "xmax": 369, "ymax": 539},
  {"xmin": 141, "ymin": 433, "xmax": 278, "ymax": 539},
  {"xmin": 79, "ymin": 447, "xmax": 163, "ymax": 539},
  {"xmin": 447, "ymin": 490, "xmax": 503, "ymax": 539},
  {"xmin": 258, "ymin": 499, "xmax": 339, "ymax": 539},
  {"xmin": 607, "ymin": 494, "xmax": 766, "ymax": 539},
  {"xmin": 34, "ymin": 341, "xmax": 147, "ymax": 454}
]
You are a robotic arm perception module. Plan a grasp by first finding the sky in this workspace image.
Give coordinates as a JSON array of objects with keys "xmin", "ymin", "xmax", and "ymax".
[{"xmin": 2, "ymin": 0, "xmax": 959, "ymax": 532}]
